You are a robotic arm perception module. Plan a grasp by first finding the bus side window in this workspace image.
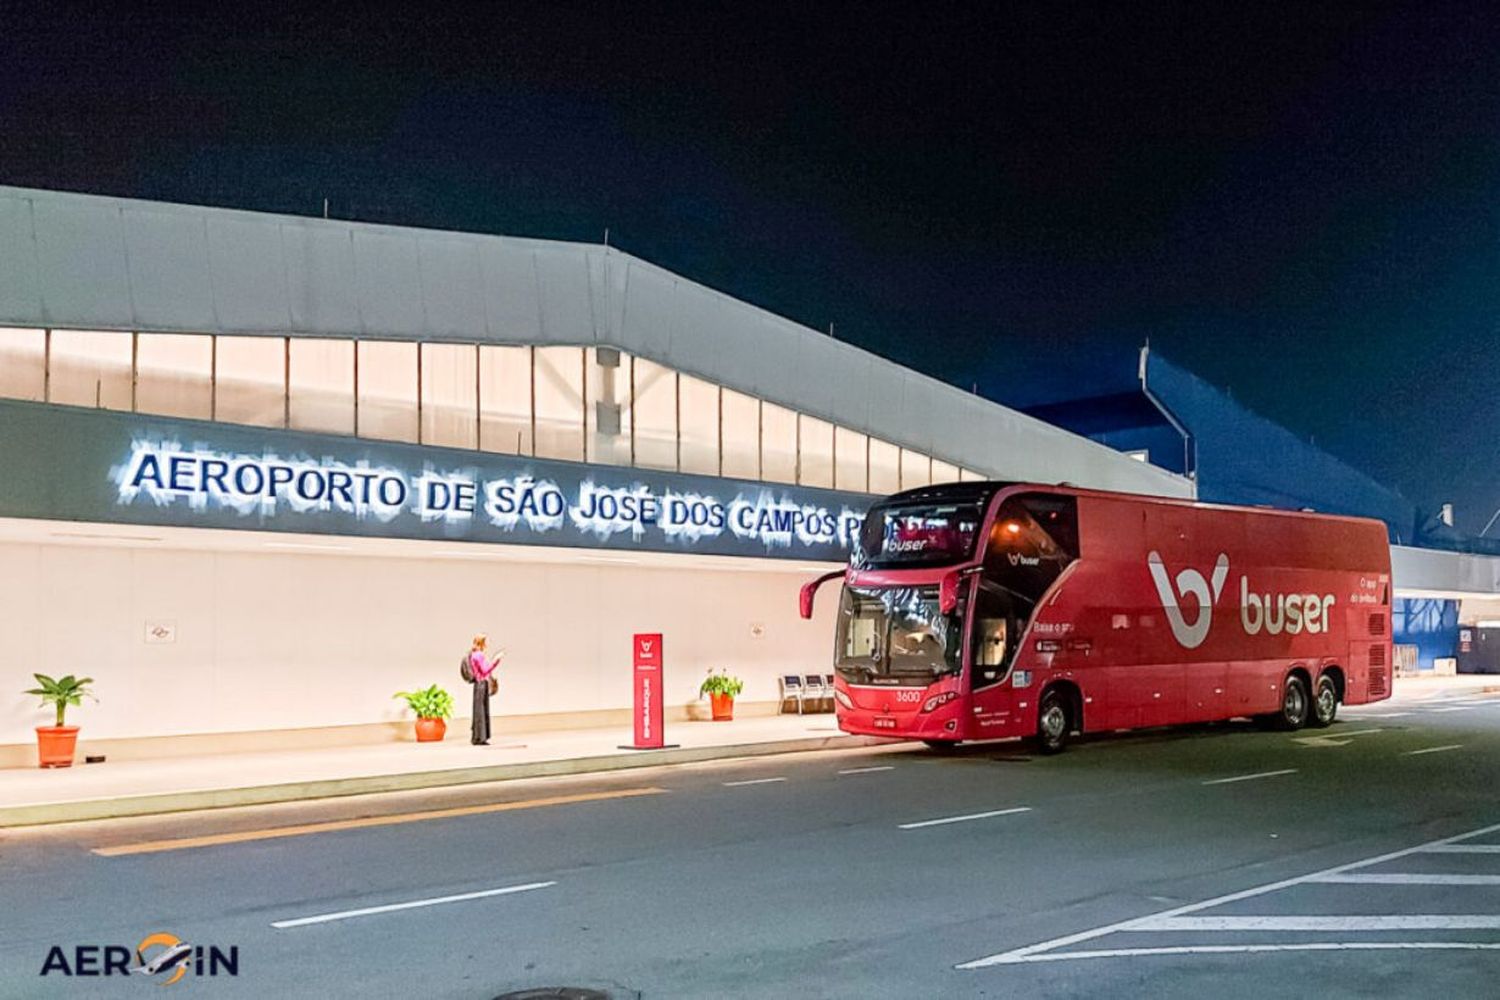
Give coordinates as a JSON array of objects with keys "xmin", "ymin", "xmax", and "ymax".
[{"xmin": 978, "ymin": 619, "xmax": 1007, "ymax": 667}]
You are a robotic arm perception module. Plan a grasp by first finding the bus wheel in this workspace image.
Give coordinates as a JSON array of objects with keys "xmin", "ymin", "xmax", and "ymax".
[
  {"xmin": 1276, "ymin": 675, "xmax": 1311, "ymax": 730},
  {"xmin": 1037, "ymin": 689, "xmax": 1071, "ymax": 754},
  {"xmin": 923, "ymin": 739, "xmax": 960, "ymax": 753},
  {"xmin": 1307, "ymin": 675, "xmax": 1339, "ymax": 728}
]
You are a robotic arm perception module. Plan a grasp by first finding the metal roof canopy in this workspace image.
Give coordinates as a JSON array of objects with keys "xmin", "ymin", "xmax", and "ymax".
[{"xmin": 0, "ymin": 185, "xmax": 1190, "ymax": 499}]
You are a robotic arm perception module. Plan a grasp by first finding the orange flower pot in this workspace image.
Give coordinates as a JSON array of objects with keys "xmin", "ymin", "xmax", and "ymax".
[
  {"xmin": 414, "ymin": 717, "xmax": 447, "ymax": 743},
  {"xmin": 709, "ymin": 693, "xmax": 735, "ymax": 721},
  {"xmin": 36, "ymin": 726, "xmax": 79, "ymax": 768}
]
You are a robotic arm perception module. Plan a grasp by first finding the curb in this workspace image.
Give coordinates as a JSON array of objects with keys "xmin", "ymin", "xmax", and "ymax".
[{"xmin": 0, "ymin": 733, "xmax": 894, "ymax": 827}]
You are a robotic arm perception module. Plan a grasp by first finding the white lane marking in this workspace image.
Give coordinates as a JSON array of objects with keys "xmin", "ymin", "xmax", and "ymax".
[
  {"xmin": 957, "ymin": 820, "xmax": 1500, "ymax": 969},
  {"xmin": 1430, "ymin": 706, "xmax": 1480, "ymax": 713},
  {"xmin": 1420, "ymin": 844, "xmax": 1500, "ymax": 854},
  {"xmin": 1201, "ymin": 768, "xmax": 1298, "ymax": 786},
  {"xmin": 899, "ymin": 807, "xmax": 1032, "ymax": 830},
  {"xmin": 1136, "ymin": 915, "xmax": 1500, "ymax": 932},
  {"xmin": 722, "ymin": 777, "xmax": 787, "ymax": 787},
  {"xmin": 1404, "ymin": 744, "xmax": 1464, "ymax": 756},
  {"xmin": 838, "ymin": 765, "xmax": 896, "ymax": 775},
  {"xmin": 271, "ymin": 881, "xmax": 555, "ymax": 928},
  {"xmin": 1292, "ymin": 728, "xmax": 1383, "ymax": 748},
  {"xmin": 996, "ymin": 942, "xmax": 1500, "ymax": 964},
  {"xmin": 1348, "ymin": 711, "xmax": 1411, "ymax": 718},
  {"xmin": 1307, "ymin": 873, "xmax": 1500, "ymax": 886}
]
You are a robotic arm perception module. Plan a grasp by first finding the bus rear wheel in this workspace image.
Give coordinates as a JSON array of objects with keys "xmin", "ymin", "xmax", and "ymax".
[
  {"xmin": 1307, "ymin": 675, "xmax": 1339, "ymax": 728},
  {"xmin": 1274, "ymin": 675, "xmax": 1311, "ymax": 730},
  {"xmin": 1036, "ymin": 689, "xmax": 1071, "ymax": 754}
]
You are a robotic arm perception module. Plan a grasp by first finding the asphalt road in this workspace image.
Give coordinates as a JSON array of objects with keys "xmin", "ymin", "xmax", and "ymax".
[{"xmin": 7, "ymin": 687, "xmax": 1500, "ymax": 999}]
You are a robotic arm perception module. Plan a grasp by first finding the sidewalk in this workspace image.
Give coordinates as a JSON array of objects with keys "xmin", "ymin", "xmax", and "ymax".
[
  {"xmin": 0, "ymin": 714, "xmax": 889, "ymax": 827},
  {"xmin": 1389, "ymin": 672, "xmax": 1500, "ymax": 701}
]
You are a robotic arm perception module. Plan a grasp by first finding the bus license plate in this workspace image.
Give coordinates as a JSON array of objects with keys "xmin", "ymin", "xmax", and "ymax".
[{"xmin": 874, "ymin": 717, "xmax": 897, "ymax": 729}]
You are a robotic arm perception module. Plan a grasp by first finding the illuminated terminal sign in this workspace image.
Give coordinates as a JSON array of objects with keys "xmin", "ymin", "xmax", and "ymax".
[{"xmin": 109, "ymin": 439, "xmax": 869, "ymax": 559}]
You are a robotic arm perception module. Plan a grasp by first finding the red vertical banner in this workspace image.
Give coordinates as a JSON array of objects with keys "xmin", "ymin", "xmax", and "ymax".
[{"xmin": 631, "ymin": 632, "xmax": 665, "ymax": 748}]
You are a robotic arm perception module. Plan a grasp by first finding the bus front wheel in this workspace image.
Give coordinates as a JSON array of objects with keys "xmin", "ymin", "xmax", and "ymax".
[{"xmin": 1036, "ymin": 689, "xmax": 1071, "ymax": 754}]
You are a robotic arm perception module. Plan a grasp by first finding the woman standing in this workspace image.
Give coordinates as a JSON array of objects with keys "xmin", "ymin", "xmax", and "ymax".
[{"xmin": 466, "ymin": 634, "xmax": 503, "ymax": 745}]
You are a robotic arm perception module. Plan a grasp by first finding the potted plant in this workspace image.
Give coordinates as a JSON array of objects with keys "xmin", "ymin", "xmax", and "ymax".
[
  {"xmin": 393, "ymin": 684, "xmax": 455, "ymax": 742},
  {"xmin": 25, "ymin": 673, "xmax": 95, "ymax": 768},
  {"xmin": 699, "ymin": 670, "xmax": 745, "ymax": 721}
]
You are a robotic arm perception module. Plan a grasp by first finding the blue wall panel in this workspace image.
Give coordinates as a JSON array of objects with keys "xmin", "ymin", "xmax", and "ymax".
[{"xmin": 1392, "ymin": 597, "xmax": 1460, "ymax": 669}]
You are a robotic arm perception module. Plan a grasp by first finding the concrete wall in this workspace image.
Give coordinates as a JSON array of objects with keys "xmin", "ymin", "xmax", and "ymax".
[{"xmin": 0, "ymin": 540, "xmax": 838, "ymax": 744}]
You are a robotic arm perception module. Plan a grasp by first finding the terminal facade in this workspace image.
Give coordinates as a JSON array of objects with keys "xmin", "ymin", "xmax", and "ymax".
[{"xmin": 0, "ymin": 186, "xmax": 1185, "ymax": 762}]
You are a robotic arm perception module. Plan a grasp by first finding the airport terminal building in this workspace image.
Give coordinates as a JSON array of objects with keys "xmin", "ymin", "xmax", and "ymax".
[{"xmin": 0, "ymin": 186, "xmax": 1187, "ymax": 762}]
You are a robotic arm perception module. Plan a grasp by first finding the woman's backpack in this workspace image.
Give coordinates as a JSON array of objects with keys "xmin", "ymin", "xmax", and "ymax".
[{"xmin": 459, "ymin": 653, "xmax": 474, "ymax": 683}]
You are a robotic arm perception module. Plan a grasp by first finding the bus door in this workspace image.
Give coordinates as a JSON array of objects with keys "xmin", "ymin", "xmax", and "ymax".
[
  {"xmin": 975, "ymin": 493, "xmax": 1080, "ymax": 732},
  {"xmin": 967, "ymin": 579, "xmax": 1027, "ymax": 735}
]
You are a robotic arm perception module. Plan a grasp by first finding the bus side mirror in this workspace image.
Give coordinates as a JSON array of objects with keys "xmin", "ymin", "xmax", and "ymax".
[
  {"xmin": 799, "ymin": 570, "xmax": 845, "ymax": 619},
  {"xmin": 939, "ymin": 569, "xmax": 961, "ymax": 615}
]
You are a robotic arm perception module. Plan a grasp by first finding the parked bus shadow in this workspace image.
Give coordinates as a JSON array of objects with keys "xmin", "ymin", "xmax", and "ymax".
[{"xmin": 903, "ymin": 717, "xmax": 1276, "ymax": 763}]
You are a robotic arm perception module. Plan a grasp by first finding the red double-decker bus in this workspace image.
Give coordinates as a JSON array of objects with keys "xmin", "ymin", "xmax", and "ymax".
[{"xmin": 800, "ymin": 482, "xmax": 1392, "ymax": 752}]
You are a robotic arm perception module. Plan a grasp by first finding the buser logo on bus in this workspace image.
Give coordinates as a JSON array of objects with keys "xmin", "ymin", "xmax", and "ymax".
[
  {"xmin": 1147, "ymin": 551, "xmax": 1229, "ymax": 649},
  {"xmin": 1148, "ymin": 551, "xmax": 1338, "ymax": 648}
]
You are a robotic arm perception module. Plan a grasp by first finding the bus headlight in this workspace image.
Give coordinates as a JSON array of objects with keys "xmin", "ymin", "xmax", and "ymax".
[
  {"xmin": 921, "ymin": 691, "xmax": 958, "ymax": 713},
  {"xmin": 834, "ymin": 688, "xmax": 854, "ymax": 710}
]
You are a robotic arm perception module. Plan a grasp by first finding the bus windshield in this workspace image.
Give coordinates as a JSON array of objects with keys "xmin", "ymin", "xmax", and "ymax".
[
  {"xmin": 834, "ymin": 586, "xmax": 961, "ymax": 682},
  {"xmin": 855, "ymin": 501, "xmax": 986, "ymax": 569}
]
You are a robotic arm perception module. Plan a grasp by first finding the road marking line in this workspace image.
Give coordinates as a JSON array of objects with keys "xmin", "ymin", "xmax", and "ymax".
[
  {"xmin": 92, "ymin": 788, "xmax": 666, "ymax": 856},
  {"xmin": 1404, "ymin": 744, "xmax": 1464, "ymax": 756},
  {"xmin": 957, "ymin": 819, "xmax": 1500, "ymax": 969},
  {"xmin": 838, "ymin": 765, "xmax": 895, "ymax": 775},
  {"xmin": 899, "ymin": 807, "xmax": 1031, "ymax": 830},
  {"xmin": 988, "ymin": 942, "xmax": 1500, "ymax": 964},
  {"xmin": 1201, "ymin": 768, "xmax": 1298, "ymax": 786},
  {"xmin": 1349, "ymin": 711, "xmax": 1410, "ymax": 718},
  {"xmin": 1306, "ymin": 873, "xmax": 1500, "ymax": 886},
  {"xmin": 1419, "ymin": 844, "xmax": 1500, "ymax": 854},
  {"xmin": 271, "ymin": 881, "xmax": 555, "ymax": 928},
  {"xmin": 1135, "ymin": 915, "xmax": 1500, "ymax": 931},
  {"xmin": 1430, "ymin": 706, "xmax": 1479, "ymax": 713},
  {"xmin": 722, "ymin": 777, "xmax": 787, "ymax": 787},
  {"xmin": 1292, "ymin": 728, "xmax": 1383, "ymax": 748}
]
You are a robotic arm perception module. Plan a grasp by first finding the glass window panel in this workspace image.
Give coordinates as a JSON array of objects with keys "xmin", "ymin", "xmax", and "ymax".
[
  {"xmin": 356, "ymin": 340, "xmax": 418, "ymax": 443},
  {"xmin": 900, "ymin": 448, "xmax": 932, "ymax": 489},
  {"xmin": 798, "ymin": 414, "xmax": 834, "ymax": 488},
  {"xmin": 49, "ymin": 330, "xmax": 133, "ymax": 410},
  {"xmin": 959, "ymin": 467, "xmax": 984, "ymax": 482},
  {"xmin": 215, "ymin": 336, "xmax": 285, "ymax": 427},
  {"xmin": 761, "ymin": 401, "xmax": 798, "ymax": 484},
  {"xmin": 931, "ymin": 459, "xmax": 960, "ymax": 484},
  {"xmin": 631, "ymin": 358, "xmax": 677, "ymax": 471},
  {"xmin": 136, "ymin": 333, "xmax": 212, "ymax": 419},
  {"xmin": 586, "ymin": 348, "xmax": 631, "ymax": 466},
  {"xmin": 421, "ymin": 343, "xmax": 478, "ymax": 449},
  {"xmin": 679, "ymin": 374, "xmax": 720, "ymax": 476},
  {"xmin": 720, "ymin": 389, "xmax": 760, "ymax": 481},
  {"xmin": 868, "ymin": 438, "xmax": 901, "ymax": 495},
  {"xmin": 834, "ymin": 426, "xmax": 868, "ymax": 493},
  {"xmin": 0, "ymin": 328, "xmax": 46, "ymax": 401},
  {"xmin": 534, "ymin": 346, "xmax": 584, "ymax": 462},
  {"xmin": 289, "ymin": 338, "xmax": 354, "ymax": 435},
  {"xmin": 479, "ymin": 345, "xmax": 532, "ymax": 455}
]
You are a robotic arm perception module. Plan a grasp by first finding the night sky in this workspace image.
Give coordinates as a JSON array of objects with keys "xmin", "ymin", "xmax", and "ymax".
[{"xmin": 4, "ymin": 5, "xmax": 1497, "ymax": 529}]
